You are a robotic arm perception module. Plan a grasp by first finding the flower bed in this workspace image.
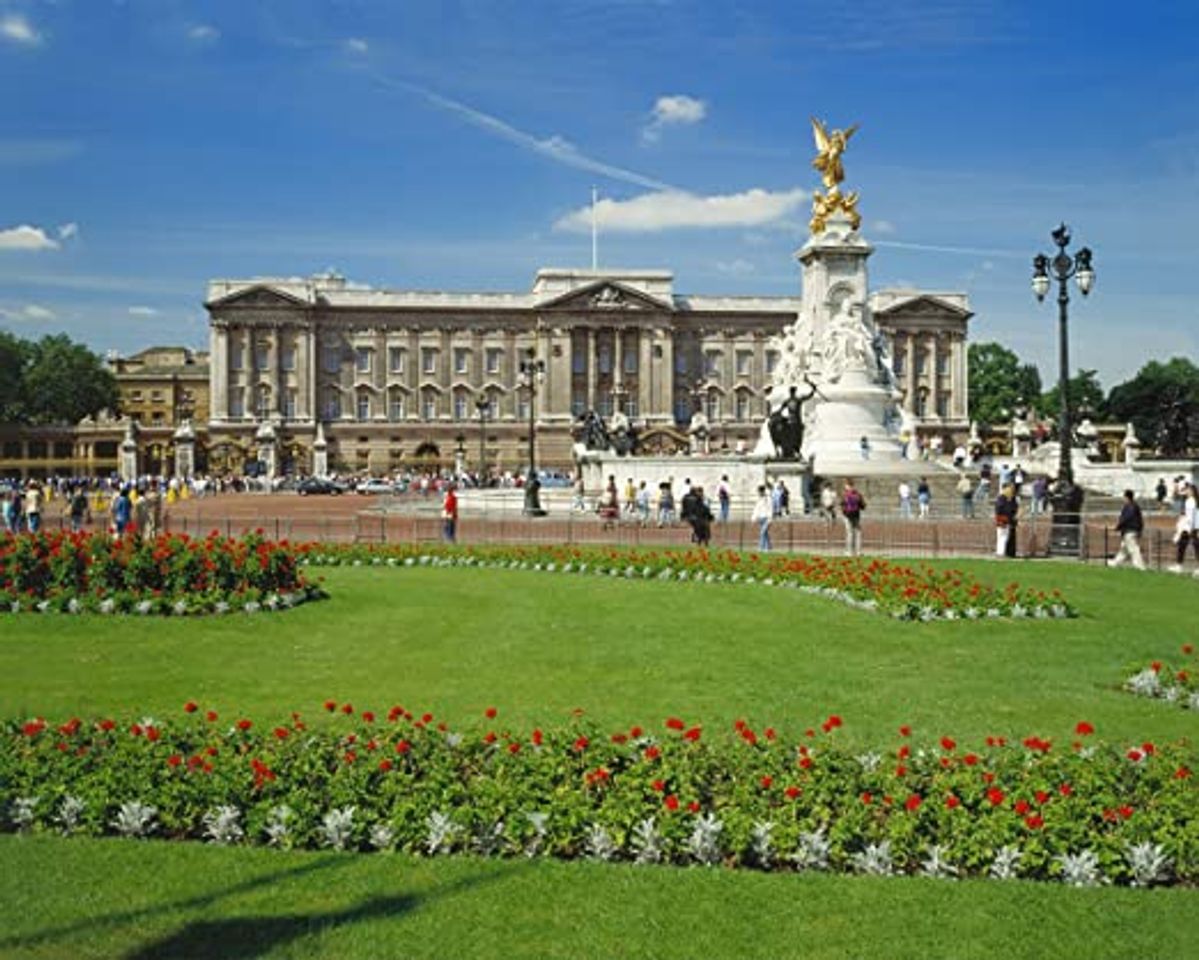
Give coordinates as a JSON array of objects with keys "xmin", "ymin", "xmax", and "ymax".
[
  {"xmin": 3, "ymin": 704, "xmax": 1194, "ymax": 887},
  {"xmin": 1123, "ymin": 644, "xmax": 1199, "ymax": 711},
  {"xmin": 0, "ymin": 531, "xmax": 323, "ymax": 615},
  {"xmin": 297, "ymin": 543, "xmax": 1075, "ymax": 621}
]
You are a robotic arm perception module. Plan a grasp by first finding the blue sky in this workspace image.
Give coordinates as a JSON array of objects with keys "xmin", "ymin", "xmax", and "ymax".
[{"xmin": 1, "ymin": 0, "xmax": 1196, "ymax": 388}]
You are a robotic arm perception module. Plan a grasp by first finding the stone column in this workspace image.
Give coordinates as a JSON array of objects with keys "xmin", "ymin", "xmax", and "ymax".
[
  {"xmin": 613, "ymin": 330, "xmax": 623, "ymax": 394},
  {"xmin": 586, "ymin": 327, "xmax": 597, "ymax": 411},
  {"xmin": 657, "ymin": 326, "xmax": 674, "ymax": 424},
  {"xmin": 638, "ymin": 326, "xmax": 653, "ymax": 420},
  {"xmin": 905, "ymin": 334, "xmax": 916, "ymax": 413},
  {"xmin": 211, "ymin": 324, "xmax": 229, "ymax": 421},
  {"xmin": 929, "ymin": 335, "xmax": 940, "ymax": 420}
]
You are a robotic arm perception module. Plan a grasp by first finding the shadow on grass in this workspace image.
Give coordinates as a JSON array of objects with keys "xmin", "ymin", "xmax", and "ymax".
[
  {"xmin": 123, "ymin": 862, "xmax": 523, "ymax": 960},
  {"xmin": 0, "ymin": 850, "xmax": 350, "ymax": 954}
]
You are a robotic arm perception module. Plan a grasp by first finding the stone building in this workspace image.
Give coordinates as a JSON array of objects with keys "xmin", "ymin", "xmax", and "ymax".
[{"xmin": 201, "ymin": 267, "xmax": 972, "ymax": 476}]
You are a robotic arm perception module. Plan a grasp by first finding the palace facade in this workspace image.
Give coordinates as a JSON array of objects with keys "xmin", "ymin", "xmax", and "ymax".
[{"xmin": 200, "ymin": 266, "xmax": 972, "ymax": 476}]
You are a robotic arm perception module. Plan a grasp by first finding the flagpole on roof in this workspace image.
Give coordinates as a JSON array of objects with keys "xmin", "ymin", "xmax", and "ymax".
[{"xmin": 591, "ymin": 186, "xmax": 598, "ymax": 272}]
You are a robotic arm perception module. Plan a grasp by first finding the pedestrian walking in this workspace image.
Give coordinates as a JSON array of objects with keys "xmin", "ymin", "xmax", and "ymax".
[
  {"xmin": 717, "ymin": 475, "xmax": 731, "ymax": 524},
  {"xmin": 24, "ymin": 481, "xmax": 42, "ymax": 534},
  {"xmin": 956, "ymin": 473, "xmax": 974, "ymax": 518},
  {"xmin": 1169, "ymin": 482, "xmax": 1198, "ymax": 573},
  {"xmin": 68, "ymin": 484, "xmax": 89, "ymax": 533},
  {"xmin": 897, "ymin": 480, "xmax": 912, "ymax": 519},
  {"xmin": 841, "ymin": 479, "xmax": 866, "ymax": 556},
  {"xmin": 994, "ymin": 483, "xmax": 1019, "ymax": 558},
  {"xmin": 636, "ymin": 481, "xmax": 651, "ymax": 526},
  {"xmin": 917, "ymin": 477, "xmax": 931, "ymax": 519},
  {"xmin": 441, "ymin": 483, "xmax": 459, "ymax": 543},
  {"xmin": 752, "ymin": 485, "xmax": 772, "ymax": 551},
  {"xmin": 1108, "ymin": 489, "xmax": 1145, "ymax": 570},
  {"xmin": 819, "ymin": 484, "xmax": 837, "ymax": 524}
]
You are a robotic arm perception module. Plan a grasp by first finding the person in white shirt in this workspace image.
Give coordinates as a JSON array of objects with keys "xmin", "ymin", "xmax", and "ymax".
[
  {"xmin": 897, "ymin": 480, "xmax": 912, "ymax": 519},
  {"xmin": 751, "ymin": 485, "xmax": 772, "ymax": 550},
  {"xmin": 1169, "ymin": 483, "xmax": 1199, "ymax": 574}
]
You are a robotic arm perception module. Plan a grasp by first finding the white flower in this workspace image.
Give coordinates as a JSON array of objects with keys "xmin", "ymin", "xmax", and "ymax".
[{"xmin": 855, "ymin": 752, "xmax": 882, "ymax": 773}]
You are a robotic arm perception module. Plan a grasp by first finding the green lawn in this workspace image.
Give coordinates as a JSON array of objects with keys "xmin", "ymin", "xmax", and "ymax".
[{"xmin": 2, "ymin": 560, "xmax": 1197, "ymax": 958}]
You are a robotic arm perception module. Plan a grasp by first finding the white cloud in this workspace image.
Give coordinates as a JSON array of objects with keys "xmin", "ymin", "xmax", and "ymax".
[
  {"xmin": 368, "ymin": 72, "xmax": 675, "ymax": 192},
  {"xmin": 643, "ymin": 94, "xmax": 707, "ymax": 143},
  {"xmin": 345, "ymin": 38, "xmax": 369, "ymax": 54},
  {"xmin": 555, "ymin": 187, "xmax": 807, "ymax": 233},
  {"xmin": 871, "ymin": 219, "xmax": 897, "ymax": 235},
  {"xmin": 188, "ymin": 24, "xmax": 220, "ymax": 43},
  {"xmin": 0, "ymin": 303, "xmax": 57, "ymax": 322},
  {"xmin": 128, "ymin": 306, "xmax": 159, "ymax": 317},
  {"xmin": 58, "ymin": 222, "xmax": 79, "ymax": 241},
  {"xmin": 715, "ymin": 258, "xmax": 756, "ymax": 276},
  {"xmin": 0, "ymin": 13, "xmax": 42, "ymax": 47},
  {"xmin": 0, "ymin": 225, "xmax": 60, "ymax": 251}
]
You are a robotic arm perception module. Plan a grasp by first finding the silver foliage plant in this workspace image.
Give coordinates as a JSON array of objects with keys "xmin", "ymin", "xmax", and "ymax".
[
  {"xmin": 424, "ymin": 810, "xmax": 461, "ymax": 856},
  {"xmin": 1125, "ymin": 842, "xmax": 1172, "ymax": 887},
  {"xmin": 989, "ymin": 845, "xmax": 1023, "ymax": 880},
  {"xmin": 686, "ymin": 813, "xmax": 723, "ymax": 866},
  {"xmin": 369, "ymin": 822, "xmax": 396, "ymax": 853},
  {"xmin": 9, "ymin": 796, "xmax": 38, "ymax": 832},
  {"xmin": 749, "ymin": 821, "xmax": 775, "ymax": 869},
  {"xmin": 919, "ymin": 845, "xmax": 958, "ymax": 880},
  {"xmin": 56, "ymin": 795, "xmax": 85, "ymax": 835},
  {"xmin": 202, "ymin": 805, "xmax": 244, "ymax": 845},
  {"xmin": 585, "ymin": 823, "xmax": 618, "ymax": 862},
  {"xmin": 263, "ymin": 805, "xmax": 293, "ymax": 847},
  {"xmin": 111, "ymin": 801, "xmax": 157, "ymax": 839},
  {"xmin": 472, "ymin": 820, "xmax": 505, "ymax": 857},
  {"xmin": 793, "ymin": 827, "xmax": 831, "ymax": 872},
  {"xmin": 631, "ymin": 817, "xmax": 664, "ymax": 865},
  {"xmin": 523, "ymin": 811, "xmax": 549, "ymax": 858},
  {"xmin": 851, "ymin": 841, "xmax": 895, "ymax": 877},
  {"xmin": 319, "ymin": 806, "xmax": 356, "ymax": 851},
  {"xmin": 1056, "ymin": 849, "xmax": 1105, "ymax": 887}
]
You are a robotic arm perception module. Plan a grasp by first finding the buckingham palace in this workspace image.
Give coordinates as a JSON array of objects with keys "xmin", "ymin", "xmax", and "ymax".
[{"xmin": 202, "ymin": 265, "xmax": 971, "ymax": 477}]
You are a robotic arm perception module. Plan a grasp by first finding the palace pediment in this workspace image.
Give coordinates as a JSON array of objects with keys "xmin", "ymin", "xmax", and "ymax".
[
  {"xmin": 872, "ymin": 293, "xmax": 972, "ymax": 321},
  {"xmin": 536, "ymin": 280, "xmax": 672, "ymax": 313},
  {"xmin": 205, "ymin": 284, "xmax": 311, "ymax": 310}
]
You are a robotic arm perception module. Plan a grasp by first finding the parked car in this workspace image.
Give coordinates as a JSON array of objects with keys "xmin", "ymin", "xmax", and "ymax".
[
  {"xmin": 296, "ymin": 477, "xmax": 347, "ymax": 496},
  {"xmin": 355, "ymin": 478, "xmax": 397, "ymax": 495}
]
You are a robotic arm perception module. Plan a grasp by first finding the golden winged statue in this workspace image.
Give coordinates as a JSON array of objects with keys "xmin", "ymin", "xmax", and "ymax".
[{"xmin": 809, "ymin": 117, "xmax": 862, "ymax": 234}]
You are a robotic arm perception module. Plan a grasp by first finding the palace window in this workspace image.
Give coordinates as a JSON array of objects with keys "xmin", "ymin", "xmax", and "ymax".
[
  {"xmin": 704, "ymin": 350, "xmax": 722, "ymax": 378},
  {"xmin": 255, "ymin": 343, "xmax": 269, "ymax": 371},
  {"xmin": 485, "ymin": 390, "xmax": 501, "ymax": 419},
  {"xmin": 283, "ymin": 390, "xmax": 297, "ymax": 419},
  {"xmin": 453, "ymin": 391, "xmax": 469, "ymax": 420},
  {"xmin": 705, "ymin": 393, "xmax": 721, "ymax": 421},
  {"xmin": 517, "ymin": 394, "xmax": 530, "ymax": 420},
  {"xmin": 150, "ymin": 390, "xmax": 163, "ymax": 402},
  {"xmin": 916, "ymin": 352, "xmax": 927, "ymax": 376},
  {"xmin": 571, "ymin": 344, "xmax": 586, "ymax": 374},
  {"xmin": 674, "ymin": 351, "xmax": 689, "ymax": 375},
  {"xmin": 597, "ymin": 395, "xmax": 613, "ymax": 417},
  {"xmin": 485, "ymin": 348, "xmax": 502, "ymax": 375},
  {"xmin": 736, "ymin": 351, "xmax": 753, "ymax": 377},
  {"xmin": 388, "ymin": 390, "xmax": 405, "ymax": 421},
  {"xmin": 229, "ymin": 388, "xmax": 245, "ymax": 418},
  {"xmin": 454, "ymin": 348, "xmax": 470, "ymax": 376},
  {"xmin": 893, "ymin": 351, "xmax": 906, "ymax": 376},
  {"xmin": 623, "ymin": 344, "xmax": 638, "ymax": 374},
  {"xmin": 571, "ymin": 391, "xmax": 586, "ymax": 417},
  {"xmin": 916, "ymin": 390, "xmax": 928, "ymax": 417},
  {"xmin": 936, "ymin": 351, "xmax": 950, "ymax": 376},
  {"xmin": 421, "ymin": 391, "xmax": 437, "ymax": 420},
  {"xmin": 323, "ymin": 391, "xmax": 341, "ymax": 420},
  {"xmin": 255, "ymin": 385, "xmax": 271, "ymax": 418},
  {"xmin": 673, "ymin": 395, "xmax": 691, "ymax": 425},
  {"xmin": 421, "ymin": 348, "xmax": 437, "ymax": 375},
  {"xmin": 936, "ymin": 393, "xmax": 949, "ymax": 417},
  {"xmin": 735, "ymin": 392, "xmax": 751, "ymax": 421},
  {"xmin": 598, "ymin": 345, "xmax": 612, "ymax": 375},
  {"xmin": 356, "ymin": 392, "xmax": 371, "ymax": 421},
  {"xmin": 322, "ymin": 347, "xmax": 341, "ymax": 373},
  {"xmin": 356, "ymin": 347, "xmax": 372, "ymax": 374},
  {"xmin": 229, "ymin": 344, "xmax": 244, "ymax": 371},
  {"xmin": 765, "ymin": 350, "xmax": 779, "ymax": 375},
  {"xmin": 281, "ymin": 345, "xmax": 296, "ymax": 372},
  {"xmin": 623, "ymin": 397, "xmax": 639, "ymax": 418},
  {"xmin": 389, "ymin": 347, "xmax": 406, "ymax": 375}
]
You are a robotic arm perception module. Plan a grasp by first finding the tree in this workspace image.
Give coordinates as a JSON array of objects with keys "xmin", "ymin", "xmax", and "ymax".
[
  {"xmin": 0, "ymin": 330, "xmax": 27, "ymax": 421},
  {"xmin": 18, "ymin": 334, "xmax": 118, "ymax": 424},
  {"xmin": 1107, "ymin": 357, "xmax": 1199, "ymax": 455},
  {"xmin": 967, "ymin": 342, "xmax": 1042, "ymax": 426},
  {"xmin": 1038, "ymin": 369, "xmax": 1106, "ymax": 423}
]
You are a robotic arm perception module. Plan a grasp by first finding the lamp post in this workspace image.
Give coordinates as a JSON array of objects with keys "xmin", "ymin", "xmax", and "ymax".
[
  {"xmin": 519, "ymin": 348, "xmax": 547, "ymax": 516},
  {"xmin": 1032, "ymin": 223, "xmax": 1094, "ymax": 556},
  {"xmin": 474, "ymin": 397, "xmax": 489, "ymax": 486}
]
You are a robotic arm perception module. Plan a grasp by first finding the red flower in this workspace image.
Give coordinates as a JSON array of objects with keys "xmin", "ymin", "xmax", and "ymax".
[
  {"xmin": 166, "ymin": 754, "xmax": 182, "ymax": 768},
  {"xmin": 341, "ymin": 703, "xmax": 354, "ymax": 715},
  {"xmin": 273, "ymin": 727, "xmax": 290, "ymax": 740},
  {"xmin": 629, "ymin": 725, "xmax": 643, "ymax": 738},
  {"xmin": 683, "ymin": 726, "xmax": 702, "ymax": 742},
  {"xmin": 1075, "ymin": 721, "xmax": 1094, "ymax": 736},
  {"xmin": 760, "ymin": 776, "xmax": 773, "ymax": 789},
  {"xmin": 687, "ymin": 801, "xmax": 701, "ymax": 814},
  {"xmin": 1059, "ymin": 782, "xmax": 1073, "ymax": 796},
  {"xmin": 1151, "ymin": 661, "xmax": 1162, "ymax": 673},
  {"xmin": 323, "ymin": 700, "xmax": 337, "ymax": 712},
  {"xmin": 895, "ymin": 765, "xmax": 907, "ymax": 777},
  {"xmin": 129, "ymin": 723, "xmax": 143, "ymax": 737},
  {"xmin": 1183, "ymin": 644, "xmax": 1195, "ymax": 655},
  {"xmin": 986, "ymin": 788, "xmax": 1005, "ymax": 807},
  {"xmin": 1118, "ymin": 804, "xmax": 1134, "ymax": 819},
  {"xmin": 1024, "ymin": 814, "xmax": 1044, "ymax": 830},
  {"xmin": 804, "ymin": 728, "xmax": 815, "ymax": 738},
  {"xmin": 421, "ymin": 712, "xmax": 433, "ymax": 724},
  {"xmin": 785, "ymin": 785, "xmax": 801, "ymax": 799},
  {"xmin": 826, "ymin": 715, "xmax": 843, "ymax": 729},
  {"xmin": 98, "ymin": 719, "xmax": 115, "ymax": 732},
  {"xmin": 1178, "ymin": 670, "xmax": 1190, "ymax": 683},
  {"xmin": 945, "ymin": 794, "xmax": 961, "ymax": 810},
  {"xmin": 343, "ymin": 751, "xmax": 357, "ymax": 765},
  {"xmin": 485, "ymin": 707, "xmax": 497, "ymax": 719},
  {"xmin": 897, "ymin": 745, "xmax": 911, "ymax": 760},
  {"xmin": 1127, "ymin": 748, "xmax": 1144, "ymax": 762},
  {"xmin": 1013, "ymin": 799, "xmax": 1030, "ymax": 815},
  {"xmin": 940, "ymin": 736, "xmax": 956, "ymax": 752},
  {"xmin": 861, "ymin": 792, "xmax": 873, "ymax": 805},
  {"xmin": 741, "ymin": 728, "xmax": 759, "ymax": 746},
  {"xmin": 898, "ymin": 724, "xmax": 912, "ymax": 737},
  {"xmin": 665, "ymin": 717, "xmax": 685, "ymax": 731},
  {"xmin": 764, "ymin": 727, "xmax": 777, "ymax": 741},
  {"xmin": 1141, "ymin": 741, "xmax": 1156, "ymax": 756},
  {"xmin": 643, "ymin": 745, "xmax": 661, "ymax": 761},
  {"xmin": 236, "ymin": 719, "xmax": 252, "ymax": 731},
  {"xmin": 483, "ymin": 731, "xmax": 497, "ymax": 744},
  {"xmin": 378, "ymin": 759, "xmax": 393, "ymax": 772},
  {"xmin": 1035, "ymin": 790, "xmax": 1050, "ymax": 805},
  {"xmin": 664, "ymin": 794, "xmax": 680, "ymax": 811},
  {"xmin": 904, "ymin": 794, "xmax": 922, "ymax": 812},
  {"xmin": 183, "ymin": 701, "xmax": 198, "ymax": 714},
  {"xmin": 573, "ymin": 736, "xmax": 589, "ymax": 752},
  {"xmin": 651, "ymin": 779, "xmax": 666, "ymax": 793},
  {"xmin": 963, "ymin": 753, "xmax": 979, "ymax": 766},
  {"xmin": 395, "ymin": 739, "xmax": 411, "ymax": 754},
  {"xmin": 146, "ymin": 726, "xmax": 161, "ymax": 742},
  {"xmin": 362, "ymin": 711, "xmax": 375, "ymax": 723},
  {"xmin": 205, "ymin": 746, "xmax": 218, "ymax": 757},
  {"xmin": 1175, "ymin": 767, "xmax": 1191, "ymax": 779},
  {"xmin": 799, "ymin": 756, "xmax": 813, "ymax": 770},
  {"xmin": 205, "ymin": 710, "xmax": 218, "ymax": 723},
  {"xmin": 611, "ymin": 733, "xmax": 628, "ymax": 744}
]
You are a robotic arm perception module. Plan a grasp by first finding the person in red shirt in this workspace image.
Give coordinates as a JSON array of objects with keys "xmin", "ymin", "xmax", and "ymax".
[{"xmin": 442, "ymin": 484, "xmax": 459, "ymax": 543}]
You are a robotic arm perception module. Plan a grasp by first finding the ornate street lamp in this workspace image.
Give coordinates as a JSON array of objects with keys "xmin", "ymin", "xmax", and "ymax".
[
  {"xmin": 519, "ymin": 348, "xmax": 547, "ymax": 516},
  {"xmin": 1032, "ymin": 223, "xmax": 1095, "ymax": 555},
  {"xmin": 474, "ymin": 397, "xmax": 489, "ymax": 485}
]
